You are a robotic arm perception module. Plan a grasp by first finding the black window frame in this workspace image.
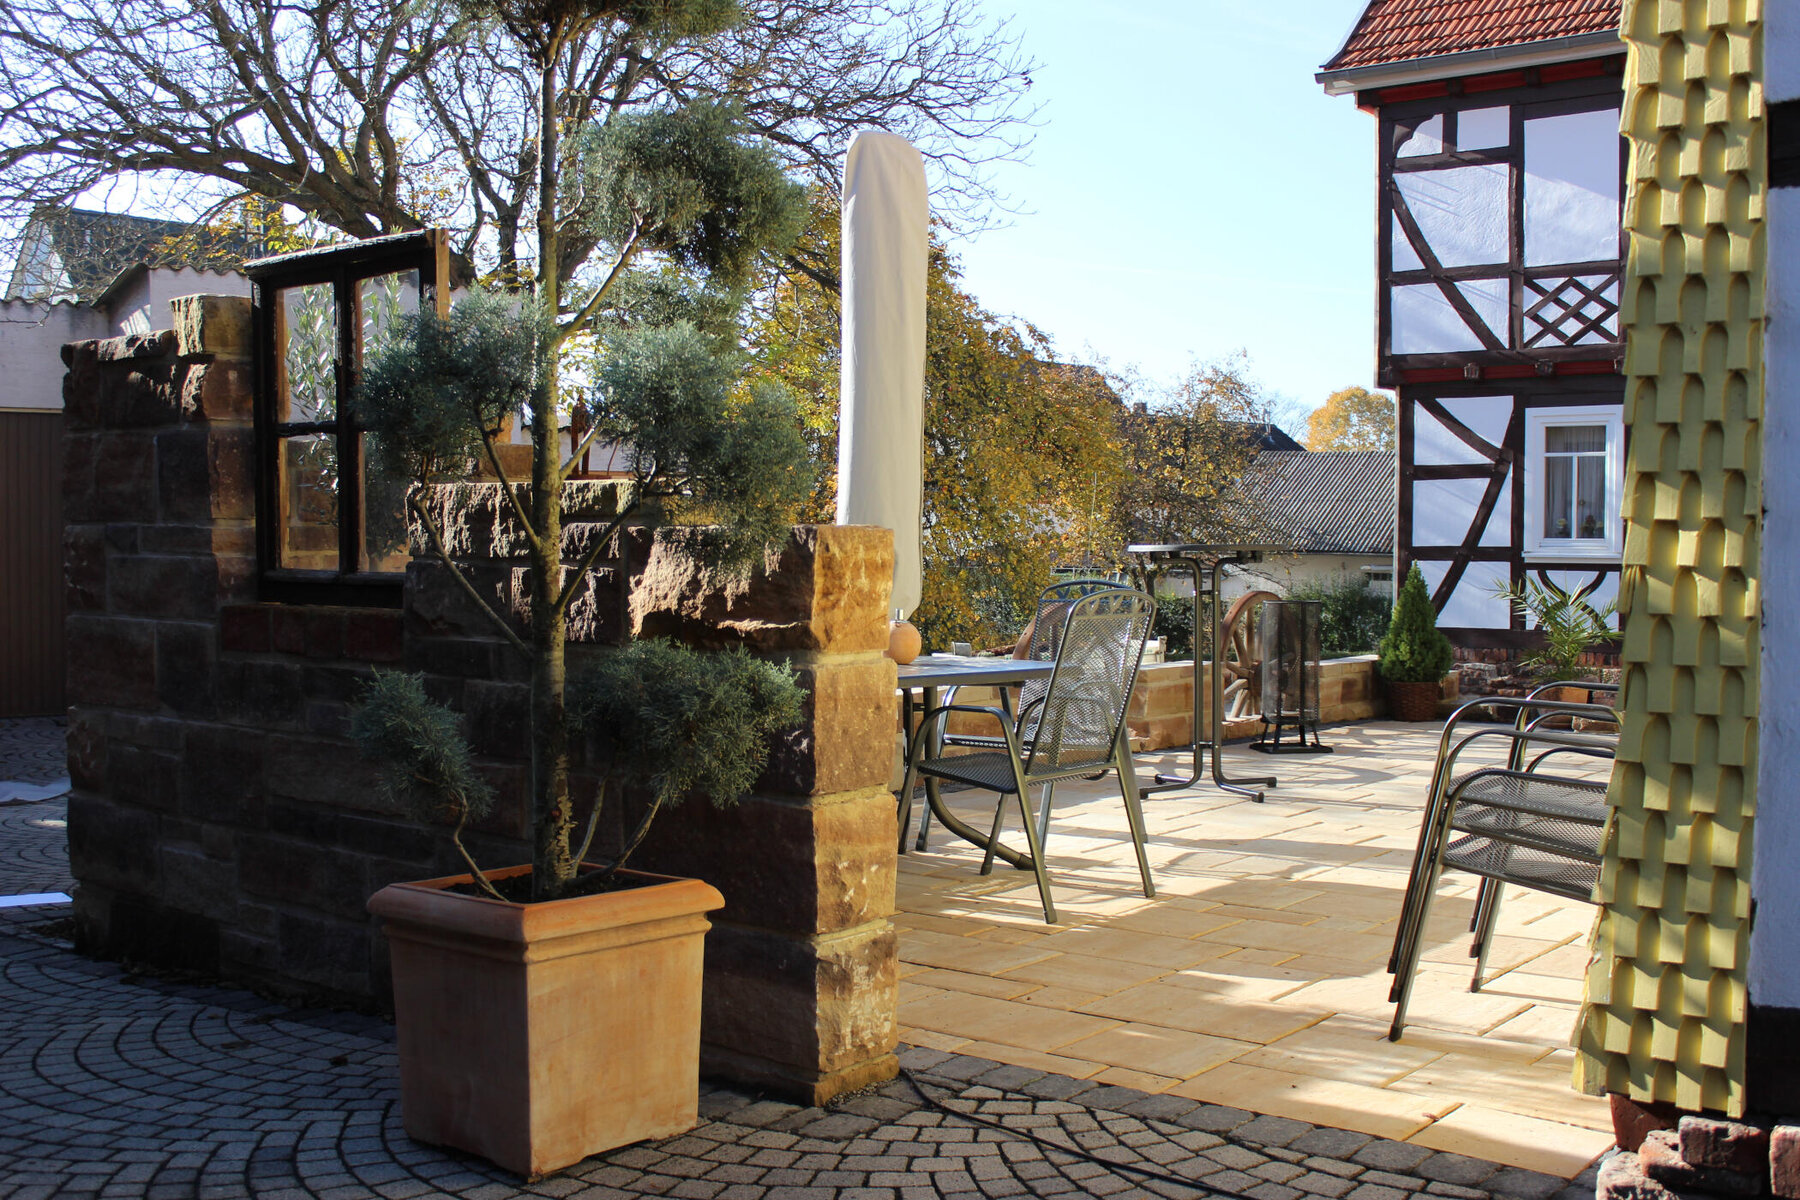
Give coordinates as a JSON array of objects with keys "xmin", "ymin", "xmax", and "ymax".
[{"xmin": 248, "ymin": 230, "xmax": 448, "ymax": 606}]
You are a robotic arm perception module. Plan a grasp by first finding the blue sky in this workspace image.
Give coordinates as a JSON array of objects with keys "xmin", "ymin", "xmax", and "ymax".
[{"xmin": 947, "ymin": 0, "xmax": 1378, "ymax": 425}]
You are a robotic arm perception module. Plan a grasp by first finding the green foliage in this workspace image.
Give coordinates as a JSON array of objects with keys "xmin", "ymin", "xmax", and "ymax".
[
  {"xmin": 571, "ymin": 102, "xmax": 807, "ymax": 291},
  {"xmin": 1151, "ymin": 596, "xmax": 1197, "ymax": 661},
  {"xmin": 358, "ymin": 292, "xmax": 547, "ymax": 481},
  {"xmin": 1494, "ymin": 579, "xmax": 1618, "ymax": 681},
  {"xmin": 570, "ymin": 639, "xmax": 804, "ymax": 809},
  {"xmin": 1286, "ymin": 576, "xmax": 1389, "ymax": 658},
  {"xmin": 1379, "ymin": 564, "xmax": 1454, "ymax": 684},
  {"xmin": 351, "ymin": 673, "xmax": 495, "ymax": 823}
]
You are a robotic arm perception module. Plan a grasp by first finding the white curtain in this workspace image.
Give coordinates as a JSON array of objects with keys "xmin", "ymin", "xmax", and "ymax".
[{"xmin": 836, "ymin": 131, "xmax": 928, "ymax": 616}]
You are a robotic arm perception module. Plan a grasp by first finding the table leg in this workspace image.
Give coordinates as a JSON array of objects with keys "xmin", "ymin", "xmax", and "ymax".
[{"xmin": 1144, "ymin": 557, "xmax": 1207, "ymax": 795}]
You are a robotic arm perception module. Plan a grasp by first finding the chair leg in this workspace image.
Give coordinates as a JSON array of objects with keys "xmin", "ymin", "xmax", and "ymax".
[
  {"xmin": 1035, "ymin": 781, "xmax": 1056, "ymax": 849},
  {"xmin": 1007, "ymin": 761, "xmax": 1056, "ymax": 923},
  {"xmin": 1115, "ymin": 737, "xmax": 1155, "ymax": 899},
  {"xmin": 1469, "ymin": 881, "xmax": 1504, "ymax": 992},
  {"xmin": 1389, "ymin": 840, "xmax": 1449, "ymax": 1040},
  {"xmin": 1389, "ymin": 775, "xmax": 1460, "ymax": 976},
  {"xmin": 1469, "ymin": 877, "xmax": 1492, "ymax": 936},
  {"xmin": 981, "ymin": 792, "xmax": 1007, "ymax": 876}
]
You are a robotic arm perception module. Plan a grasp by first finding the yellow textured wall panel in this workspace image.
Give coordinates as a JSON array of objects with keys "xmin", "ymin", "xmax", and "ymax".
[{"xmin": 1575, "ymin": 0, "xmax": 1763, "ymax": 1117}]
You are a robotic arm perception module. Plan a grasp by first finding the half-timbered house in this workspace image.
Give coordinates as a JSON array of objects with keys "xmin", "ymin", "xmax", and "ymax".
[{"xmin": 1318, "ymin": 0, "xmax": 1626, "ymax": 649}]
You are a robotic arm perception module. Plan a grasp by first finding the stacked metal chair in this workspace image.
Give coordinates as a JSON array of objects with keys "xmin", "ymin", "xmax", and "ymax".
[
  {"xmin": 1387, "ymin": 681, "xmax": 1621, "ymax": 1040},
  {"xmin": 896, "ymin": 587, "xmax": 1158, "ymax": 923}
]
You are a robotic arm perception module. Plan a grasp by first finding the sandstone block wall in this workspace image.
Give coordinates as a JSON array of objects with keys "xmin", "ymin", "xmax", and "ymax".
[{"xmin": 63, "ymin": 299, "xmax": 899, "ymax": 1104}]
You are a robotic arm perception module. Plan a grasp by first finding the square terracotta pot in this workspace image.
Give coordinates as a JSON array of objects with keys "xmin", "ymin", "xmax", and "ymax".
[{"xmin": 369, "ymin": 865, "xmax": 724, "ymax": 1180}]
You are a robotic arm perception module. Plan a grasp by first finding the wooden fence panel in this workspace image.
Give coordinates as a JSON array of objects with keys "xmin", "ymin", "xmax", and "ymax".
[{"xmin": 0, "ymin": 410, "xmax": 65, "ymax": 716}]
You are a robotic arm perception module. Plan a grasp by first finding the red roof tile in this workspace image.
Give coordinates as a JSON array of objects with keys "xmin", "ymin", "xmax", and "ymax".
[{"xmin": 1324, "ymin": 0, "xmax": 1621, "ymax": 71}]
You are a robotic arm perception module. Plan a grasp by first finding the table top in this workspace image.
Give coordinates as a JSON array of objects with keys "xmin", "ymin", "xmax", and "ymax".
[
  {"xmin": 895, "ymin": 655, "xmax": 1056, "ymax": 688},
  {"xmin": 1126, "ymin": 542, "xmax": 1277, "ymax": 560}
]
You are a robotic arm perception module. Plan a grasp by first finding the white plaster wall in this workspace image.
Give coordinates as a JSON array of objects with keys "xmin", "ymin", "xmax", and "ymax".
[
  {"xmin": 110, "ymin": 269, "xmax": 248, "ymax": 337},
  {"xmin": 1769, "ymin": 3, "xmax": 1800, "ymax": 104},
  {"xmin": 1226, "ymin": 554, "xmax": 1390, "ymax": 600},
  {"xmin": 0, "ymin": 301, "xmax": 106, "ymax": 411},
  {"xmin": 1751, "ymin": 173, "xmax": 1800, "ymax": 1005}
]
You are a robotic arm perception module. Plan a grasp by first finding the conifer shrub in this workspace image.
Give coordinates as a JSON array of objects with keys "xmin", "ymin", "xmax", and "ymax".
[{"xmin": 1379, "ymin": 564, "xmax": 1454, "ymax": 684}]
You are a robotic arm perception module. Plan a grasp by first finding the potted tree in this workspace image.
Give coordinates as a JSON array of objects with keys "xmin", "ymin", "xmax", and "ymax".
[
  {"xmin": 1494, "ymin": 579, "xmax": 1619, "ymax": 704},
  {"xmin": 1379, "ymin": 564, "xmax": 1455, "ymax": 721},
  {"xmin": 352, "ymin": 0, "xmax": 815, "ymax": 1180}
]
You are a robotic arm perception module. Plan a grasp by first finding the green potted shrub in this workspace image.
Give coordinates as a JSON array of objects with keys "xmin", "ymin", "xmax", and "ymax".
[
  {"xmin": 352, "ymin": 0, "xmax": 816, "ymax": 1180},
  {"xmin": 1379, "ymin": 564, "xmax": 1455, "ymax": 721}
]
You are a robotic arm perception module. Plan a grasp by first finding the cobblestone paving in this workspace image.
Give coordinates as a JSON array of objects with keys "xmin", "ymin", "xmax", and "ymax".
[
  {"xmin": 0, "ymin": 718, "xmax": 69, "ymax": 787},
  {"xmin": 0, "ymin": 718, "xmax": 1604, "ymax": 1200}
]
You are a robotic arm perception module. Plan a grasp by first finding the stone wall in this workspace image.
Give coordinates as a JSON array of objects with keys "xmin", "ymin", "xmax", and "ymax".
[{"xmin": 62, "ymin": 298, "xmax": 899, "ymax": 1105}]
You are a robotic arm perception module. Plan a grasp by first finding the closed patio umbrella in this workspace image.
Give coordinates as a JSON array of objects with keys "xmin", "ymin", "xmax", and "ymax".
[{"xmin": 836, "ymin": 131, "xmax": 927, "ymax": 617}]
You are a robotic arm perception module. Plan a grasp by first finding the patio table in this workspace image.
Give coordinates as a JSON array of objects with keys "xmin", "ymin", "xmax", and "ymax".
[
  {"xmin": 896, "ymin": 654, "xmax": 1055, "ymax": 868},
  {"xmin": 1127, "ymin": 542, "xmax": 1279, "ymax": 802}
]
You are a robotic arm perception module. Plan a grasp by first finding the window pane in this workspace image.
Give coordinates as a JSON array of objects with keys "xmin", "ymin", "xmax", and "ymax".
[
  {"xmin": 361, "ymin": 433, "xmax": 412, "ymax": 573},
  {"xmin": 1524, "ymin": 109, "xmax": 1622, "ymax": 266},
  {"xmin": 1575, "ymin": 455, "xmax": 1608, "ymax": 539},
  {"xmin": 1458, "ymin": 106, "xmax": 1509, "ymax": 151},
  {"xmin": 359, "ymin": 270, "xmax": 420, "ymax": 367},
  {"xmin": 1547, "ymin": 424, "xmax": 1606, "ymax": 453},
  {"xmin": 276, "ymin": 284, "xmax": 337, "ymax": 422},
  {"xmin": 1397, "ymin": 113, "xmax": 1444, "ymax": 158},
  {"xmin": 279, "ymin": 434, "xmax": 339, "ymax": 569},
  {"xmin": 1395, "ymin": 164, "xmax": 1509, "ymax": 268},
  {"xmin": 1542, "ymin": 457, "xmax": 1573, "ymax": 539}
]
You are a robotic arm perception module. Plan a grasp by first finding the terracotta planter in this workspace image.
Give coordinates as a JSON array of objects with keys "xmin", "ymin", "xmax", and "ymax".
[
  {"xmin": 1387, "ymin": 679, "xmax": 1442, "ymax": 722},
  {"xmin": 368, "ymin": 865, "xmax": 725, "ymax": 1180}
]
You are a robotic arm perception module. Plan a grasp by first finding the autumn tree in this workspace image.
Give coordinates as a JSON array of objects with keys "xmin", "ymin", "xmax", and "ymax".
[
  {"xmin": 752, "ymin": 195, "xmax": 1126, "ymax": 649},
  {"xmin": 1306, "ymin": 385, "xmax": 1395, "ymax": 452},
  {"xmin": 1116, "ymin": 356, "xmax": 1285, "ymax": 548},
  {"xmin": 0, "ymin": 0, "xmax": 1036, "ymax": 286}
]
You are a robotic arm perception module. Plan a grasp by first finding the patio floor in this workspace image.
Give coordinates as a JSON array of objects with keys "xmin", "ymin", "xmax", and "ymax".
[{"xmin": 894, "ymin": 719, "xmax": 1615, "ymax": 1179}]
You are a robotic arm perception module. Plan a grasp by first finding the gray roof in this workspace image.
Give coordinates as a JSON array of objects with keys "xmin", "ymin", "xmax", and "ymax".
[{"xmin": 1250, "ymin": 450, "xmax": 1396, "ymax": 555}]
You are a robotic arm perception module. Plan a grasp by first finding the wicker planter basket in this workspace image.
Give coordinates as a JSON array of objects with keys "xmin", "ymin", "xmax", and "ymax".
[{"xmin": 1387, "ymin": 679, "xmax": 1442, "ymax": 722}]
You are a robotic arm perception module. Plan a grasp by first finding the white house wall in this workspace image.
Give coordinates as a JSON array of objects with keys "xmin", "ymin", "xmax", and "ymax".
[
  {"xmin": 1413, "ymin": 395, "xmax": 1512, "ymax": 465},
  {"xmin": 1415, "ymin": 559, "xmax": 1511, "ymax": 628},
  {"xmin": 1751, "ymin": 19, "xmax": 1800, "ymax": 1012},
  {"xmin": 1412, "ymin": 473, "xmax": 1511, "ymax": 548},
  {"xmin": 0, "ymin": 300, "xmax": 106, "ymax": 411}
]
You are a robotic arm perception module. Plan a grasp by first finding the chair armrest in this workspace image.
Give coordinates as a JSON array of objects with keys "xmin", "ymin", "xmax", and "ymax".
[{"xmin": 913, "ymin": 703, "xmax": 1022, "ymax": 759}]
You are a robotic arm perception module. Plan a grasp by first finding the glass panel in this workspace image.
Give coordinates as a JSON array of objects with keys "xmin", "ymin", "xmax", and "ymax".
[
  {"xmin": 1397, "ymin": 114, "xmax": 1444, "ymax": 158},
  {"xmin": 360, "ymin": 432, "xmax": 412, "ymax": 573},
  {"xmin": 358, "ymin": 269, "xmax": 420, "ymax": 368},
  {"xmin": 1524, "ymin": 108, "xmax": 1622, "ymax": 266},
  {"xmin": 1542, "ymin": 456, "xmax": 1574, "ymax": 539},
  {"xmin": 1547, "ymin": 424, "xmax": 1606, "ymax": 453},
  {"xmin": 1391, "ymin": 214, "xmax": 1423, "ymax": 272},
  {"xmin": 1458, "ymin": 106, "xmax": 1509, "ymax": 151},
  {"xmin": 275, "ymin": 283, "xmax": 337, "ymax": 422},
  {"xmin": 279, "ymin": 434, "xmax": 339, "ymax": 569},
  {"xmin": 1575, "ymin": 454, "xmax": 1608, "ymax": 539},
  {"xmin": 1395, "ymin": 164, "xmax": 1509, "ymax": 267}
]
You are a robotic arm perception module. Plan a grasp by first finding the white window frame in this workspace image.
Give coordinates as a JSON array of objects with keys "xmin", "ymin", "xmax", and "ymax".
[{"xmin": 1523, "ymin": 404, "xmax": 1624, "ymax": 561}]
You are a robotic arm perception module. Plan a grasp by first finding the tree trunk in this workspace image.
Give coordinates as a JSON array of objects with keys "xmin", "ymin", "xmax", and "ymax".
[{"xmin": 530, "ymin": 43, "xmax": 574, "ymax": 901}]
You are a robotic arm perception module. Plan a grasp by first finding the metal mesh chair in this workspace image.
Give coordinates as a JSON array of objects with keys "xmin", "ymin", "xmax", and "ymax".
[
  {"xmin": 911, "ymin": 578, "xmax": 1126, "ymax": 852},
  {"xmin": 1385, "ymin": 686, "xmax": 1618, "ymax": 1039},
  {"xmin": 897, "ymin": 588, "xmax": 1157, "ymax": 923}
]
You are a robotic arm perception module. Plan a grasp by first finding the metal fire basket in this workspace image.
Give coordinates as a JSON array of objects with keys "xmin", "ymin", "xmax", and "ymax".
[{"xmin": 1251, "ymin": 599, "xmax": 1332, "ymax": 754}]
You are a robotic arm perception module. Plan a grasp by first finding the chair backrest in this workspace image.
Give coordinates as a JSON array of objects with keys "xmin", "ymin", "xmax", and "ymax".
[
  {"xmin": 1022, "ymin": 588, "xmax": 1156, "ymax": 776},
  {"xmin": 1015, "ymin": 579, "xmax": 1128, "ymax": 717}
]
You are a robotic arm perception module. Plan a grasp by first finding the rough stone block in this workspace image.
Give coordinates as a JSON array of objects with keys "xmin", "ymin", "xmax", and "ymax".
[
  {"xmin": 464, "ymin": 679, "xmax": 530, "ymax": 758},
  {"xmin": 107, "ymin": 743, "xmax": 181, "ymax": 814},
  {"xmin": 66, "ymin": 792, "xmax": 160, "ymax": 891},
  {"xmin": 66, "ymin": 710, "xmax": 108, "ymax": 792},
  {"xmin": 303, "ymin": 608, "xmax": 346, "ymax": 659},
  {"xmin": 155, "ymin": 621, "xmax": 218, "ymax": 716},
  {"xmin": 699, "ymin": 921, "xmax": 898, "ymax": 1105},
  {"xmin": 1771, "ymin": 1126, "xmax": 1800, "ymax": 1199},
  {"xmin": 170, "ymin": 293, "xmax": 252, "ymax": 359},
  {"xmin": 217, "ymin": 658, "xmax": 306, "ymax": 726},
  {"xmin": 66, "ymin": 615, "xmax": 157, "ymax": 709},
  {"xmin": 1678, "ymin": 1115, "xmax": 1768, "ymax": 1176},
  {"xmin": 343, "ymin": 609, "xmax": 404, "ymax": 662},
  {"xmin": 179, "ymin": 723, "xmax": 264, "ymax": 824},
  {"xmin": 262, "ymin": 735, "xmax": 388, "ymax": 815},
  {"xmin": 64, "ymin": 431, "xmax": 158, "ymax": 524},
  {"xmin": 1597, "ymin": 1151, "xmax": 1699, "ymax": 1200},
  {"xmin": 1640, "ymin": 1130, "xmax": 1760, "ymax": 1197},
  {"xmin": 108, "ymin": 553, "xmax": 249, "ymax": 621},
  {"xmin": 64, "ymin": 524, "xmax": 107, "ymax": 612},
  {"xmin": 761, "ymin": 657, "xmax": 897, "ymax": 797},
  {"xmin": 633, "ymin": 525, "xmax": 893, "ymax": 653},
  {"xmin": 275, "ymin": 911, "xmax": 372, "ymax": 998},
  {"xmin": 635, "ymin": 788, "xmax": 896, "ymax": 938},
  {"xmin": 159, "ymin": 845, "xmax": 241, "ymax": 923},
  {"xmin": 157, "ymin": 426, "xmax": 254, "ymax": 521},
  {"xmin": 405, "ymin": 559, "xmax": 518, "ymax": 641},
  {"xmin": 178, "ymin": 358, "xmax": 254, "ymax": 420},
  {"xmin": 238, "ymin": 833, "xmax": 369, "ymax": 921},
  {"xmin": 220, "ymin": 605, "xmax": 271, "ymax": 653},
  {"xmin": 140, "ymin": 523, "xmax": 254, "ymax": 558}
]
